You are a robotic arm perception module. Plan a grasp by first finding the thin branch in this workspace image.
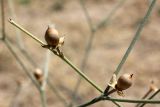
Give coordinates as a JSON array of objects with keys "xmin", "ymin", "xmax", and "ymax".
[
  {"xmin": 40, "ymin": 89, "xmax": 47, "ymax": 107},
  {"xmin": 6, "ymin": 35, "xmax": 67, "ymax": 106},
  {"xmin": 6, "ymin": 36, "xmax": 37, "ymax": 66},
  {"xmin": 79, "ymin": 0, "xmax": 94, "ymax": 32},
  {"xmin": 39, "ymin": 50, "xmax": 50, "ymax": 107},
  {"xmin": 135, "ymin": 88, "xmax": 153, "ymax": 107},
  {"xmin": 4, "ymin": 32, "xmax": 67, "ymax": 106},
  {"xmin": 8, "ymin": 18, "xmax": 44, "ymax": 45},
  {"xmin": 4, "ymin": 37, "xmax": 48, "ymax": 107},
  {"xmin": 7, "ymin": 0, "xmax": 25, "ymax": 49},
  {"xmin": 21, "ymin": 49, "xmax": 37, "ymax": 67},
  {"xmin": 1, "ymin": 1, "xmax": 46, "ymax": 106},
  {"xmin": 1, "ymin": 0, "xmax": 5, "ymax": 40},
  {"xmin": 68, "ymin": 23, "xmax": 96, "ymax": 107},
  {"xmin": 139, "ymin": 89, "xmax": 160, "ymax": 107},
  {"xmin": 104, "ymin": 97, "xmax": 160, "ymax": 104},
  {"xmin": 68, "ymin": 35, "xmax": 96, "ymax": 106},
  {"xmin": 78, "ymin": 0, "xmax": 157, "ymax": 106},
  {"xmin": 2, "ymin": 36, "xmax": 67, "ymax": 107},
  {"xmin": 8, "ymin": 18, "xmax": 103, "ymax": 93},
  {"xmin": 78, "ymin": 89, "xmax": 117, "ymax": 107},
  {"xmin": 47, "ymin": 79, "xmax": 68, "ymax": 106},
  {"xmin": 70, "ymin": 0, "xmax": 127, "ymax": 105},
  {"xmin": 114, "ymin": 0, "xmax": 156, "ymax": 76},
  {"xmin": 112, "ymin": 101, "xmax": 123, "ymax": 107},
  {"xmin": 95, "ymin": 0, "xmax": 127, "ymax": 30},
  {"xmin": 3, "ymin": 38, "xmax": 40, "ymax": 89},
  {"xmin": 104, "ymin": 0, "xmax": 156, "ymax": 94},
  {"xmin": 9, "ymin": 82, "xmax": 22, "ymax": 107},
  {"xmin": 78, "ymin": 95, "xmax": 160, "ymax": 107},
  {"xmin": 78, "ymin": 95, "xmax": 103, "ymax": 107},
  {"xmin": 60, "ymin": 55, "xmax": 103, "ymax": 93},
  {"xmin": 42, "ymin": 50, "xmax": 50, "ymax": 91},
  {"xmin": 7, "ymin": 0, "xmax": 37, "ymax": 67}
]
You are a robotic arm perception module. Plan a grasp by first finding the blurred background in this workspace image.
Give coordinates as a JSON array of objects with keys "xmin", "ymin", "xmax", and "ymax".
[{"xmin": 0, "ymin": 0, "xmax": 160, "ymax": 107}]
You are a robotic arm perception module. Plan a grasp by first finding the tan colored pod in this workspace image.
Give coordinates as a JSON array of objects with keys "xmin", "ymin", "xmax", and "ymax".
[
  {"xmin": 34, "ymin": 68, "xmax": 43, "ymax": 84},
  {"xmin": 116, "ymin": 74, "xmax": 133, "ymax": 91},
  {"xmin": 45, "ymin": 25, "xmax": 59, "ymax": 47}
]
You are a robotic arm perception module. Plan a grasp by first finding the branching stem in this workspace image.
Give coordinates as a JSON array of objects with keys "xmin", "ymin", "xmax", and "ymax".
[
  {"xmin": 8, "ymin": 18, "xmax": 103, "ymax": 93},
  {"xmin": 105, "ymin": 0, "xmax": 157, "ymax": 93}
]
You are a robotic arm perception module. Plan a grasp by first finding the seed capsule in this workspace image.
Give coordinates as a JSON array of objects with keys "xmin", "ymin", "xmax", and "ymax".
[
  {"xmin": 45, "ymin": 25, "xmax": 59, "ymax": 47},
  {"xmin": 150, "ymin": 80, "xmax": 158, "ymax": 92},
  {"xmin": 116, "ymin": 74, "xmax": 133, "ymax": 91},
  {"xmin": 34, "ymin": 68, "xmax": 43, "ymax": 85}
]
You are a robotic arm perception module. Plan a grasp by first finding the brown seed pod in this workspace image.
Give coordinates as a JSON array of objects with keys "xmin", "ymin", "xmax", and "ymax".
[
  {"xmin": 116, "ymin": 74, "xmax": 133, "ymax": 91},
  {"xmin": 34, "ymin": 68, "xmax": 43, "ymax": 85},
  {"xmin": 45, "ymin": 25, "xmax": 59, "ymax": 47},
  {"xmin": 150, "ymin": 80, "xmax": 158, "ymax": 92}
]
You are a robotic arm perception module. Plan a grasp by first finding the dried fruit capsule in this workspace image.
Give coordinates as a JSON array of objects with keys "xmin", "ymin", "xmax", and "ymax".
[
  {"xmin": 116, "ymin": 74, "xmax": 133, "ymax": 91},
  {"xmin": 150, "ymin": 80, "xmax": 158, "ymax": 92},
  {"xmin": 34, "ymin": 68, "xmax": 43, "ymax": 85},
  {"xmin": 45, "ymin": 25, "xmax": 59, "ymax": 48}
]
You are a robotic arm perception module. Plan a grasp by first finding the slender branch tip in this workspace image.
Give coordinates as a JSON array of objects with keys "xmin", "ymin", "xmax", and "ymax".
[{"xmin": 8, "ymin": 18, "xmax": 13, "ymax": 22}]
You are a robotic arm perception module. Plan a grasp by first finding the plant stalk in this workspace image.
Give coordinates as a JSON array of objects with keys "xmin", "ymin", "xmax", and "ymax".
[
  {"xmin": 8, "ymin": 18, "xmax": 103, "ymax": 93},
  {"xmin": 1, "ymin": 0, "xmax": 5, "ymax": 40},
  {"xmin": 104, "ymin": 0, "xmax": 157, "ymax": 94}
]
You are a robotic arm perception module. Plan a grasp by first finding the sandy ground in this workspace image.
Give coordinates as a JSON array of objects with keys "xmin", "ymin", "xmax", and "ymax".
[{"xmin": 1, "ymin": 0, "xmax": 160, "ymax": 107}]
